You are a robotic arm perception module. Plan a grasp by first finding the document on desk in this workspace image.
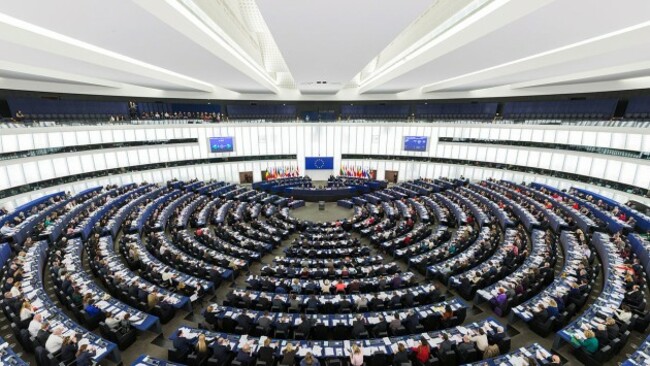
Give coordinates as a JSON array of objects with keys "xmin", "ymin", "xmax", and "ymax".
[
  {"xmin": 312, "ymin": 345, "xmax": 322, "ymax": 356},
  {"xmin": 92, "ymin": 347, "xmax": 108, "ymax": 359}
]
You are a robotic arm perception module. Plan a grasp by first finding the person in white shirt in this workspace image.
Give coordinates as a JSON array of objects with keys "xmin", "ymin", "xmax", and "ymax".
[
  {"xmin": 19, "ymin": 300, "xmax": 34, "ymax": 321},
  {"xmin": 104, "ymin": 313, "xmax": 120, "ymax": 332},
  {"xmin": 45, "ymin": 328, "xmax": 64, "ymax": 354},
  {"xmin": 471, "ymin": 328, "xmax": 489, "ymax": 352},
  {"xmin": 0, "ymin": 222, "xmax": 14, "ymax": 236},
  {"xmin": 320, "ymin": 280, "xmax": 331, "ymax": 294},
  {"xmin": 614, "ymin": 305, "xmax": 633, "ymax": 324},
  {"xmin": 162, "ymin": 271, "xmax": 174, "ymax": 283},
  {"xmin": 10, "ymin": 282, "xmax": 22, "ymax": 298},
  {"xmin": 28, "ymin": 314, "xmax": 42, "ymax": 337}
]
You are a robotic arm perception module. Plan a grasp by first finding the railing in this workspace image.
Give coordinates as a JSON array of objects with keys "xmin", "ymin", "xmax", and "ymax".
[
  {"xmin": 438, "ymin": 137, "xmax": 650, "ymax": 160},
  {"xmin": 3, "ymin": 118, "xmax": 650, "ymax": 128},
  {"xmin": 0, "ymin": 138, "xmax": 197, "ymax": 161}
]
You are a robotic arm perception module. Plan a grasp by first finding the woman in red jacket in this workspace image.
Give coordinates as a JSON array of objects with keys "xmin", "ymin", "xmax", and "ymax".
[{"xmin": 411, "ymin": 337, "xmax": 430, "ymax": 364}]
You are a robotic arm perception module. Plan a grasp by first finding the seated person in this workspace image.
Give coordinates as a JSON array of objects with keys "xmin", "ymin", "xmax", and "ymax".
[
  {"xmin": 173, "ymin": 329, "xmax": 192, "ymax": 354},
  {"xmin": 235, "ymin": 343, "xmax": 255, "ymax": 366},
  {"xmin": 194, "ymin": 334, "xmax": 211, "ymax": 360},
  {"xmin": 45, "ymin": 327, "xmax": 64, "ymax": 354},
  {"xmin": 84, "ymin": 299, "xmax": 104, "ymax": 320},
  {"xmin": 532, "ymin": 303, "xmax": 549, "ymax": 324},
  {"xmin": 410, "ymin": 337, "xmax": 430, "ymax": 365},
  {"xmin": 211, "ymin": 337, "xmax": 232, "ymax": 362},
  {"xmin": 456, "ymin": 335, "xmax": 476, "ymax": 355},
  {"xmin": 623, "ymin": 285, "xmax": 643, "ymax": 308},
  {"xmin": 257, "ymin": 338, "xmax": 275, "ymax": 365},
  {"xmin": 392, "ymin": 343, "xmax": 409, "ymax": 366},
  {"xmin": 75, "ymin": 344, "xmax": 96, "ymax": 366},
  {"xmin": 300, "ymin": 352, "xmax": 320, "ymax": 366},
  {"xmin": 570, "ymin": 329, "xmax": 598, "ymax": 354}
]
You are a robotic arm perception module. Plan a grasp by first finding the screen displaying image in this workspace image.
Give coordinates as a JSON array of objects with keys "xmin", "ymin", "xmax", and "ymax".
[
  {"xmin": 209, "ymin": 137, "xmax": 234, "ymax": 153},
  {"xmin": 404, "ymin": 136, "xmax": 428, "ymax": 151}
]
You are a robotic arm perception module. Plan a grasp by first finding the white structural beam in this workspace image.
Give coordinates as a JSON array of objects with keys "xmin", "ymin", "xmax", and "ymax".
[
  {"xmin": 422, "ymin": 21, "xmax": 650, "ymax": 93},
  {"xmin": 0, "ymin": 61, "xmax": 123, "ymax": 89},
  {"xmin": 357, "ymin": 0, "xmax": 556, "ymax": 94},
  {"xmin": 133, "ymin": 0, "xmax": 282, "ymax": 95},
  {"xmin": 0, "ymin": 12, "xmax": 220, "ymax": 94}
]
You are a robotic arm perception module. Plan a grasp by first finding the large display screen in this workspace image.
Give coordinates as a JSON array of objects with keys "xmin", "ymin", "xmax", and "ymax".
[
  {"xmin": 209, "ymin": 137, "xmax": 234, "ymax": 153},
  {"xmin": 305, "ymin": 157, "xmax": 334, "ymax": 170},
  {"xmin": 404, "ymin": 136, "xmax": 428, "ymax": 151}
]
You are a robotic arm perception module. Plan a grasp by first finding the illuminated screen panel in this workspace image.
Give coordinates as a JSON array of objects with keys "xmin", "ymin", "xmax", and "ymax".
[
  {"xmin": 208, "ymin": 137, "xmax": 234, "ymax": 153},
  {"xmin": 403, "ymin": 136, "xmax": 428, "ymax": 152}
]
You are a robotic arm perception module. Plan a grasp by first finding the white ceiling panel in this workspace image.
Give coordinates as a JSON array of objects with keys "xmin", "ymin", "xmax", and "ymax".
[
  {"xmin": 374, "ymin": 0, "xmax": 650, "ymax": 93},
  {"xmin": 256, "ymin": 0, "xmax": 433, "ymax": 93},
  {"xmin": 0, "ymin": 0, "xmax": 267, "ymax": 93}
]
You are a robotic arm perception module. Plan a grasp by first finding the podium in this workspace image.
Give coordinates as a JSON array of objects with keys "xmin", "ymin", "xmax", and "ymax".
[{"xmin": 318, "ymin": 201, "xmax": 325, "ymax": 210}]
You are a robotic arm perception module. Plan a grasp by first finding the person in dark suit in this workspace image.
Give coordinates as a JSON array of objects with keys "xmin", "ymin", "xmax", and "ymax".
[
  {"xmin": 369, "ymin": 296, "xmax": 383, "ymax": 310},
  {"xmin": 235, "ymin": 343, "xmax": 254, "ymax": 366},
  {"xmin": 389, "ymin": 292, "xmax": 401, "ymax": 308},
  {"xmin": 236, "ymin": 311, "xmax": 253, "ymax": 333},
  {"xmin": 488, "ymin": 326, "xmax": 506, "ymax": 345},
  {"xmin": 438, "ymin": 333, "xmax": 454, "ymax": 355},
  {"xmin": 605, "ymin": 318, "xmax": 619, "ymax": 339},
  {"xmin": 137, "ymin": 286, "xmax": 148, "ymax": 303},
  {"xmin": 372, "ymin": 315, "xmax": 388, "ymax": 337},
  {"xmin": 275, "ymin": 315, "xmax": 291, "ymax": 334},
  {"xmin": 272, "ymin": 295, "xmax": 286, "ymax": 312},
  {"xmin": 390, "ymin": 273, "xmax": 404, "ymax": 290},
  {"xmin": 306, "ymin": 295, "xmax": 320, "ymax": 311},
  {"xmin": 338, "ymin": 294, "xmax": 352, "ymax": 312},
  {"xmin": 257, "ymin": 311, "xmax": 273, "ymax": 332},
  {"xmin": 403, "ymin": 310, "xmax": 420, "ymax": 333},
  {"xmin": 211, "ymin": 337, "xmax": 232, "ymax": 362},
  {"xmin": 257, "ymin": 295, "xmax": 271, "ymax": 310},
  {"xmin": 403, "ymin": 292, "xmax": 415, "ymax": 307},
  {"xmin": 295, "ymin": 314, "xmax": 313, "ymax": 337},
  {"xmin": 257, "ymin": 338, "xmax": 275, "ymax": 365},
  {"xmin": 75, "ymin": 344, "xmax": 95, "ymax": 366},
  {"xmin": 594, "ymin": 324, "xmax": 610, "ymax": 347},
  {"xmin": 36, "ymin": 323, "xmax": 51, "ymax": 346},
  {"xmin": 532, "ymin": 304, "xmax": 549, "ymax": 324},
  {"xmin": 61, "ymin": 275, "xmax": 73, "ymax": 295},
  {"xmin": 59, "ymin": 336, "xmax": 78, "ymax": 365},
  {"xmin": 204, "ymin": 306, "xmax": 218, "ymax": 326},
  {"xmin": 351, "ymin": 315, "xmax": 367, "ymax": 338},
  {"xmin": 392, "ymin": 343, "xmax": 409, "ymax": 366},
  {"xmin": 173, "ymin": 330, "xmax": 192, "ymax": 354},
  {"xmin": 624, "ymin": 285, "xmax": 644, "ymax": 307},
  {"xmin": 539, "ymin": 262, "xmax": 553, "ymax": 279},
  {"xmin": 456, "ymin": 335, "xmax": 476, "ymax": 356}
]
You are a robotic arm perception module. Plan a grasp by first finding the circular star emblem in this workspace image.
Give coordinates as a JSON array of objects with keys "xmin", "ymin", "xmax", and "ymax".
[{"xmin": 315, "ymin": 158, "xmax": 325, "ymax": 169}]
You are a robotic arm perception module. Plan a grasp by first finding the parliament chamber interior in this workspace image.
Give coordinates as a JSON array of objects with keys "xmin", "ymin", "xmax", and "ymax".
[{"xmin": 1, "ymin": 1, "xmax": 650, "ymax": 366}]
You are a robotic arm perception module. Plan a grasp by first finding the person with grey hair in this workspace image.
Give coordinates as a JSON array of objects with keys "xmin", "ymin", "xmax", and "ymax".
[
  {"xmin": 457, "ymin": 334, "xmax": 476, "ymax": 355},
  {"xmin": 489, "ymin": 325, "xmax": 506, "ymax": 344}
]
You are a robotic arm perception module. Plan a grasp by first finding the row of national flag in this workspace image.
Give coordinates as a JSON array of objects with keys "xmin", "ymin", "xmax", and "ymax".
[
  {"xmin": 264, "ymin": 166, "xmax": 300, "ymax": 180},
  {"xmin": 340, "ymin": 165, "xmax": 372, "ymax": 178}
]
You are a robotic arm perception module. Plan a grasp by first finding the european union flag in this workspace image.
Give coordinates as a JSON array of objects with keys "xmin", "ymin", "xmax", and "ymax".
[{"xmin": 305, "ymin": 157, "xmax": 334, "ymax": 170}]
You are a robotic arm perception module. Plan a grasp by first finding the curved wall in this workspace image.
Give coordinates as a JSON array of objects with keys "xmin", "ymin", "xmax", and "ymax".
[{"xmin": 1, "ymin": 123, "xmax": 648, "ymax": 209}]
